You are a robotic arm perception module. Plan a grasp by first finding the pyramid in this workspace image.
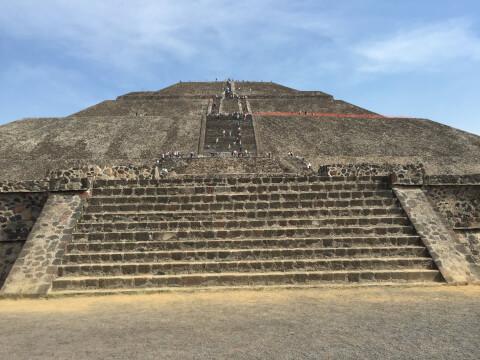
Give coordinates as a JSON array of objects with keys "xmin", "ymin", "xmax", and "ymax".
[
  {"xmin": 1, "ymin": 80, "xmax": 479, "ymax": 182},
  {"xmin": 1, "ymin": 80, "xmax": 479, "ymax": 296}
]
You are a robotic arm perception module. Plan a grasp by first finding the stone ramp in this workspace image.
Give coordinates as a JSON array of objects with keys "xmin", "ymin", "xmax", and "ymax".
[{"xmin": 51, "ymin": 175, "xmax": 443, "ymax": 293}]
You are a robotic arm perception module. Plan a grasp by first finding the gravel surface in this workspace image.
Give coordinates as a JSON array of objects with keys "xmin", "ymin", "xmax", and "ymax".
[{"xmin": 1, "ymin": 285, "xmax": 479, "ymax": 360}]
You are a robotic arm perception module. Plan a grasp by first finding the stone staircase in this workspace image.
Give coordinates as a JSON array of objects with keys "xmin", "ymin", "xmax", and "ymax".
[
  {"xmin": 51, "ymin": 175, "xmax": 443, "ymax": 293},
  {"xmin": 203, "ymin": 114, "xmax": 257, "ymax": 155},
  {"xmin": 222, "ymin": 98, "xmax": 240, "ymax": 114}
]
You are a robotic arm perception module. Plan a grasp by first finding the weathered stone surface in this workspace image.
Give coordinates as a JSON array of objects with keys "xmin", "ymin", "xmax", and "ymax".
[
  {"xmin": 0, "ymin": 99, "xmax": 208, "ymax": 182},
  {"xmin": 0, "ymin": 159, "xmax": 305, "ymax": 194},
  {"xmin": 426, "ymin": 185, "xmax": 480, "ymax": 228},
  {"xmin": 0, "ymin": 241, "xmax": 24, "ymax": 289},
  {"xmin": 425, "ymin": 174, "xmax": 480, "ymax": 185},
  {"xmin": 0, "ymin": 193, "xmax": 48, "ymax": 241},
  {"xmin": 249, "ymin": 96, "xmax": 373, "ymax": 115},
  {"xmin": 317, "ymin": 163, "xmax": 423, "ymax": 184},
  {"xmin": 0, "ymin": 192, "xmax": 86, "ymax": 295},
  {"xmin": 1, "ymin": 80, "xmax": 479, "ymax": 294},
  {"xmin": 1, "ymin": 81, "xmax": 480, "ymax": 182},
  {"xmin": 393, "ymin": 186, "xmax": 480, "ymax": 284},
  {"xmin": 0, "ymin": 165, "xmax": 159, "ymax": 192},
  {"xmin": 164, "ymin": 157, "xmax": 289, "ymax": 175},
  {"xmin": 456, "ymin": 231, "xmax": 480, "ymax": 265}
]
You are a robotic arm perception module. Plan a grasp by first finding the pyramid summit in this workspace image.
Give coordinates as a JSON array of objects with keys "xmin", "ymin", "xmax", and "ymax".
[
  {"xmin": 1, "ymin": 80, "xmax": 479, "ymax": 182},
  {"xmin": 1, "ymin": 80, "xmax": 479, "ymax": 296}
]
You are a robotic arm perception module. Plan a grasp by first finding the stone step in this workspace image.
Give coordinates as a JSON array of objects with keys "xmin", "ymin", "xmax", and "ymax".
[
  {"xmin": 204, "ymin": 136, "xmax": 255, "ymax": 142},
  {"xmin": 205, "ymin": 125, "xmax": 253, "ymax": 131},
  {"xmin": 62, "ymin": 246, "xmax": 430, "ymax": 264},
  {"xmin": 81, "ymin": 206, "xmax": 405, "ymax": 222},
  {"xmin": 72, "ymin": 225, "xmax": 416, "ymax": 242},
  {"xmin": 67, "ymin": 236, "xmax": 423, "ymax": 253},
  {"xmin": 204, "ymin": 138, "xmax": 255, "ymax": 145},
  {"xmin": 205, "ymin": 137, "xmax": 255, "ymax": 144},
  {"xmin": 205, "ymin": 136, "xmax": 254, "ymax": 142},
  {"xmin": 204, "ymin": 145, "xmax": 256, "ymax": 153},
  {"xmin": 57, "ymin": 257, "xmax": 436, "ymax": 277},
  {"xmin": 75, "ymin": 216, "xmax": 410, "ymax": 233},
  {"xmin": 85, "ymin": 198, "xmax": 399, "ymax": 214},
  {"xmin": 91, "ymin": 182, "xmax": 389, "ymax": 196},
  {"xmin": 205, "ymin": 132, "xmax": 255, "ymax": 139},
  {"xmin": 92, "ymin": 176, "xmax": 388, "ymax": 188},
  {"xmin": 205, "ymin": 131, "xmax": 255, "ymax": 137},
  {"xmin": 88, "ymin": 190, "xmax": 395, "ymax": 205},
  {"xmin": 51, "ymin": 269, "xmax": 443, "ymax": 291}
]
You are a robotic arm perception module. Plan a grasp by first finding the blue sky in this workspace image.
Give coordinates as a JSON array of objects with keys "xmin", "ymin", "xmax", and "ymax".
[{"xmin": 1, "ymin": 0, "xmax": 479, "ymax": 135}]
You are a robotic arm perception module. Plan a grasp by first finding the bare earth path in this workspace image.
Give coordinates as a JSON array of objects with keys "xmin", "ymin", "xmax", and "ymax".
[{"xmin": 1, "ymin": 285, "xmax": 479, "ymax": 360}]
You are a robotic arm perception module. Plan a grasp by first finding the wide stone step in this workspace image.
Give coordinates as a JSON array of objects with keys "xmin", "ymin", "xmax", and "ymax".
[
  {"xmin": 88, "ymin": 190, "xmax": 395, "ymax": 205},
  {"xmin": 75, "ymin": 216, "xmax": 410, "ymax": 233},
  {"xmin": 92, "ymin": 183, "xmax": 389, "ymax": 197},
  {"xmin": 205, "ymin": 134, "xmax": 255, "ymax": 141},
  {"xmin": 93, "ymin": 176, "xmax": 388, "ymax": 188},
  {"xmin": 67, "ymin": 236, "xmax": 423, "ymax": 253},
  {"xmin": 57, "ymin": 257, "xmax": 436, "ymax": 277},
  {"xmin": 205, "ymin": 127, "xmax": 253, "ymax": 133},
  {"xmin": 51, "ymin": 269, "xmax": 443, "ymax": 291},
  {"xmin": 61, "ymin": 246, "xmax": 429, "ymax": 264},
  {"xmin": 81, "ymin": 207, "xmax": 405, "ymax": 222},
  {"xmin": 205, "ymin": 133, "xmax": 255, "ymax": 140},
  {"xmin": 204, "ymin": 137, "xmax": 255, "ymax": 144},
  {"xmin": 85, "ymin": 198, "xmax": 399, "ymax": 213},
  {"xmin": 91, "ymin": 182, "xmax": 388, "ymax": 196},
  {"xmin": 72, "ymin": 225, "xmax": 416, "ymax": 242}
]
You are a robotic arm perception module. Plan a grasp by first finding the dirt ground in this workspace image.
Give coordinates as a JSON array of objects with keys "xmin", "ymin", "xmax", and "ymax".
[{"xmin": 1, "ymin": 285, "xmax": 479, "ymax": 359}]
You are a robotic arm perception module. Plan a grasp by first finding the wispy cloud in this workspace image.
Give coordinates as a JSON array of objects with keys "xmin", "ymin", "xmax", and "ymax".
[
  {"xmin": 0, "ymin": 1, "xmax": 340, "ymax": 70},
  {"xmin": 354, "ymin": 19, "xmax": 480, "ymax": 73},
  {"xmin": 0, "ymin": 1, "xmax": 205, "ymax": 68}
]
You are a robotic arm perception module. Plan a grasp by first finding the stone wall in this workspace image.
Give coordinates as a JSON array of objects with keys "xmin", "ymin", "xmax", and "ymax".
[
  {"xmin": 1, "ymin": 192, "xmax": 87, "ymax": 296},
  {"xmin": 426, "ymin": 186, "xmax": 480, "ymax": 228},
  {"xmin": 0, "ymin": 164, "xmax": 157, "ymax": 193},
  {"xmin": 318, "ymin": 163, "xmax": 423, "ymax": 184},
  {"xmin": 393, "ymin": 187, "xmax": 480, "ymax": 284},
  {"xmin": 0, "ymin": 193, "xmax": 48, "ymax": 290},
  {"xmin": 425, "ymin": 185, "xmax": 480, "ymax": 268},
  {"xmin": 46, "ymin": 164, "xmax": 157, "ymax": 181},
  {"xmin": 1, "ymin": 162, "xmax": 429, "ymax": 194},
  {"xmin": 457, "ymin": 231, "xmax": 480, "ymax": 265},
  {"xmin": 0, "ymin": 241, "xmax": 24, "ymax": 289},
  {"xmin": 2, "ymin": 160, "xmax": 290, "ymax": 193},
  {"xmin": 0, "ymin": 193, "xmax": 48, "ymax": 241},
  {"xmin": 425, "ymin": 174, "xmax": 480, "ymax": 185}
]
